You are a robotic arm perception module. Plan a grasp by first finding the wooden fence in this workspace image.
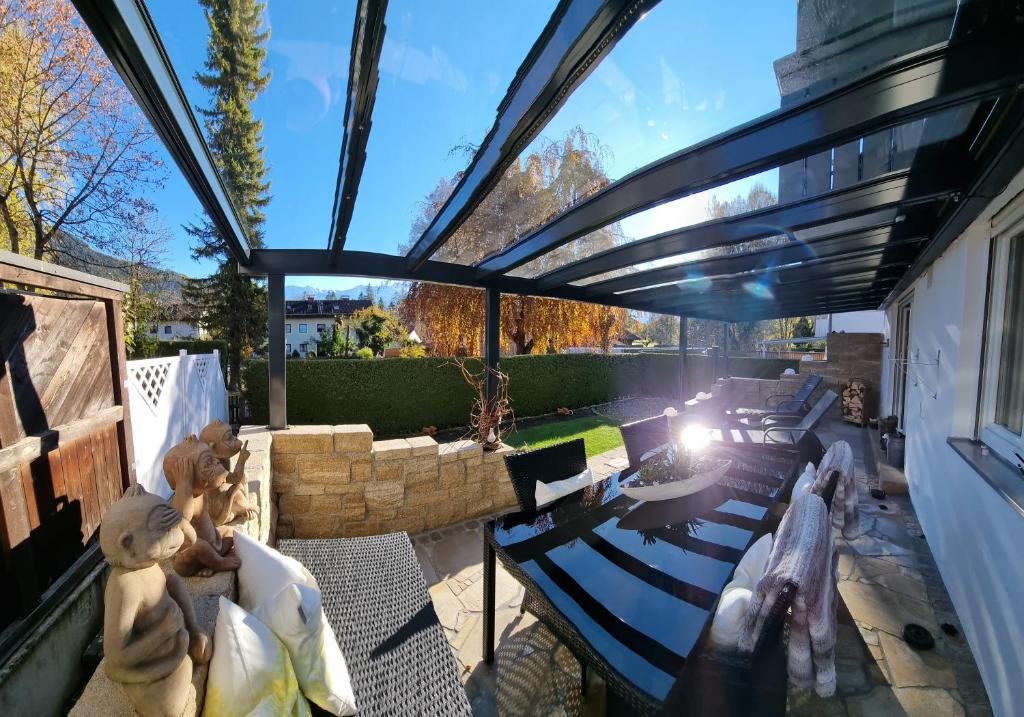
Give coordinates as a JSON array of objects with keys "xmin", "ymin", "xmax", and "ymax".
[{"xmin": 0, "ymin": 252, "xmax": 134, "ymax": 645}]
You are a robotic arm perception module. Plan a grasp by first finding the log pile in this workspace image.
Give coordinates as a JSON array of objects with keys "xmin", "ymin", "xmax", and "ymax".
[{"xmin": 841, "ymin": 379, "xmax": 868, "ymax": 427}]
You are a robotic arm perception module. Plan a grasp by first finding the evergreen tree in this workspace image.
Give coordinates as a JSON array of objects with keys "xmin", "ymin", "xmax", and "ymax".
[{"xmin": 183, "ymin": 0, "xmax": 271, "ymax": 386}]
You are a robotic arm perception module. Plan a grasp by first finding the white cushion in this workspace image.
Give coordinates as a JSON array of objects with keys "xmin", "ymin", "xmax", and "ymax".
[
  {"xmin": 638, "ymin": 443, "xmax": 669, "ymax": 463},
  {"xmin": 535, "ymin": 468, "xmax": 593, "ymax": 508},
  {"xmin": 792, "ymin": 462, "xmax": 816, "ymax": 498},
  {"xmin": 731, "ymin": 533, "xmax": 773, "ymax": 591},
  {"xmin": 203, "ymin": 597, "xmax": 312, "ymax": 717},
  {"xmin": 709, "ymin": 585, "xmax": 752, "ymax": 649},
  {"xmin": 255, "ymin": 584, "xmax": 357, "ymax": 716},
  {"xmin": 234, "ymin": 531, "xmax": 317, "ymax": 612}
]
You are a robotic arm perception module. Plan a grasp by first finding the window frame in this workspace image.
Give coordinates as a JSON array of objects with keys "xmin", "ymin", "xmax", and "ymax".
[
  {"xmin": 980, "ymin": 228, "xmax": 1024, "ymax": 464},
  {"xmin": 164, "ymin": 325, "xmax": 172, "ymax": 334},
  {"xmin": 299, "ymin": 323, "xmax": 308, "ymax": 334},
  {"xmin": 285, "ymin": 343, "xmax": 291, "ymax": 354},
  {"xmin": 317, "ymin": 323, "xmax": 326, "ymax": 333}
]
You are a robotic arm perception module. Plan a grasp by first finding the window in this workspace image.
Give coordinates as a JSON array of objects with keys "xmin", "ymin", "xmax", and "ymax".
[
  {"xmin": 164, "ymin": 325, "xmax": 172, "ymax": 334},
  {"xmin": 981, "ymin": 232, "xmax": 1024, "ymax": 461},
  {"xmin": 285, "ymin": 343, "xmax": 291, "ymax": 354},
  {"xmin": 299, "ymin": 324, "xmax": 307, "ymax": 333},
  {"xmin": 317, "ymin": 323, "xmax": 326, "ymax": 333},
  {"xmin": 150, "ymin": 325, "xmax": 157, "ymax": 334},
  {"xmin": 286, "ymin": 324, "xmax": 292, "ymax": 334},
  {"xmin": 300, "ymin": 342, "xmax": 308, "ymax": 354}
]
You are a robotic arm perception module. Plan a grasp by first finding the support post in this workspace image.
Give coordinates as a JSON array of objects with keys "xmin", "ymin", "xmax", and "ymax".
[
  {"xmin": 678, "ymin": 315, "xmax": 688, "ymax": 403},
  {"xmin": 722, "ymin": 321, "xmax": 731, "ymax": 378},
  {"xmin": 268, "ymin": 274, "xmax": 287, "ymax": 429},
  {"xmin": 484, "ymin": 288, "xmax": 500, "ymax": 401}
]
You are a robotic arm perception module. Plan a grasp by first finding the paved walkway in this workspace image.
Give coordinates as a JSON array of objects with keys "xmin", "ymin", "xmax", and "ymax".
[{"xmin": 411, "ymin": 419, "xmax": 992, "ymax": 716}]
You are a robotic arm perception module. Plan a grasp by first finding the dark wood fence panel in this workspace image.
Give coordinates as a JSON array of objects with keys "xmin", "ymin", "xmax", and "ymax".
[{"xmin": 0, "ymin": 252, "xmax": 134, "ymax": 641}]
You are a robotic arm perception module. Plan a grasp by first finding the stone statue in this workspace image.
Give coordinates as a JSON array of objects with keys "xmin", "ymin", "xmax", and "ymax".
[
  {"xmin": 198, "ymin": 420, "xmax": 255, "ymax": 527},
  {"xmin": 100, "ymin": 485, "xmax": 211, "ymax": 717},
  {"xmin": 164, "ymin": 435, "xmax": 241, "ymax": 577}
]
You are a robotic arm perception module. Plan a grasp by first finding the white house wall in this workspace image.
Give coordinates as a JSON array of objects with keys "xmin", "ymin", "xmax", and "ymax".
[{"xmin": 881, "ymin": 190, "xmax": 1024, "ymax": 716}]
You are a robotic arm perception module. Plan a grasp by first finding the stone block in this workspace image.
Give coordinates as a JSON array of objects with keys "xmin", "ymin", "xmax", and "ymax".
[
  {"xmin": 342, "ymin": 496, "xmax": 366, "ymax": 522},
  {"xmin": 405, "ymin": 469, "xmax": 439, "ymax": 489},
  {"xmin": 297, "ymin": 454, "xmax": 350, "ymax": 485},
  {"xmin": 349, "ymin": 458, "xmax": 372, "ymax": 482},
  {"xmin": 465, "ymin": 463, "xmax": 484, "ymax": 483},
  {"xmin": 293, "ymin": 514, "xmax": 344, "ymax": 538},
  {"xmin": 364, "ymin": 481, "xmax": 404, "ymax": 512},
  {"xmin": 406, "ymin": 435, "xmax": 439, "ymax": 457},
  {"xmin": 292, "ymin": 484, "xmax": 326, "ymax": 496},
  {"xmin": 333, "ymin": 424, "xmax": 373, "ymax": 452},
  {"xmin": 403, "ymin": 489, "xmax": 448, "ymax": 509},
  {"xmin": 308, "ymin": 493, "xmax": 344, "ymax": 515},
  {"xmin": 279, "ymin": 493, "xmax": 310, "ymax": 515},
  {"xmin": 271, "ymin": 452, "xmax": 296, "ymax": 474},
  {"xmin": 373, "ymin": 459, "xmax": 404, "ymax": 482},
  {"xmin": 271, "ymin": 425, "xmax": 333, "ymax": 454},
  {"xmin": 440, "ymin": 461, "xmax": 465, "ymax": 488},
  {"xmin": 372, "ymin": 438, "xmax": 412, "ymax": 459},
  {"xmin": 439, "ymin": 439, "xmax": 481, "ymax": 463}
]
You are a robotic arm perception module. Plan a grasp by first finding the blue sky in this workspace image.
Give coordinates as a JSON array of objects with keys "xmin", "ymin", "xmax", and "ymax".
[{"xmin": 142, "ymin": 0, "xmax": 797, "ymax": 289}]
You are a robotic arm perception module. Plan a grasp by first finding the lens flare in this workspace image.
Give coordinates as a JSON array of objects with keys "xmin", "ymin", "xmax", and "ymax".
[{"xmin": 680, "ymin": 424, "xmax": 711, "ymax": 452}]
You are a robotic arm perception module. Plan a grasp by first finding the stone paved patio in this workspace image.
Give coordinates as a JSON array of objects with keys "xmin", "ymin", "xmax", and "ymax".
[{"xmin": 411, "ymin": 418, "xmax": 993, "ymax": 716}]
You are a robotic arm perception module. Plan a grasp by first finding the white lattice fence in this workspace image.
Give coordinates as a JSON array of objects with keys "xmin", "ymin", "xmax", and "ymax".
[{"xmin": 125, "ymin": 351, "xmax": 228, "ymax": 496}]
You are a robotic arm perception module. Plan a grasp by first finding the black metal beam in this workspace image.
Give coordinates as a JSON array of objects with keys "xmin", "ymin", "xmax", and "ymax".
[
  {"xmin": 640, "ymin": 283, "xmax": 898, "ymax": 316},
  {"xmin": 328, "ymin": 0, "xmax": 388, "ymax": 265},
  {"xmin": 885, "ymin": 95, "xmax": 1024, "ymax": 305},
  {"xmin": 406, "ymin": 0, "xmax": 659, "ymax": 270},
  {"xmin": 678, "ymin": 316, "xmax": 688, "ymax": 401},
  {"xmin": 268, "ymin": 275, "xmax": 286, "ymax": 429},
  {"xmin": 605, "ymin": 246, "xmax": 919, "ymax": 309},
  {"xmin": 687, "ymin": 292, "xmax": 892, "ymax": 322},
  {"xmin": 72, "ymin": 0, "xmax": 252, "ymax": 264},
  {"xmin": 484, "ymin": 288, "xmax": 500, "ymax": 401},
  {"xmin": 583, "ymin": 221, "xmax": 929, "ymax": 297},
  {"xmin": 536, "ymin": 169, "xmax": 955, "ymax": 289},
  {"xmin": 476, "ymin": 33, "xmax": 1024, "ymax": 278}
]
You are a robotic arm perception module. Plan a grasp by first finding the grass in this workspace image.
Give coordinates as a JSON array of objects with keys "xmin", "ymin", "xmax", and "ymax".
[{"xmin": 504, "ymin": 415, "xmax": 623, "ymax": 458}]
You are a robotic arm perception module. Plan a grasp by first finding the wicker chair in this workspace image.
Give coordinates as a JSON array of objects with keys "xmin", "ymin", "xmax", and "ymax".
[
  {"xmin": 619, "ymin": 414, "xmax": 680, "ymax": 467},
  {"xmin": 504, "ymin": 438, "xmax": 588, "ymax": 512},
  {"xmin": 733, "ymin": 375, "xmax": 824, "ymax": 419},
  {"xmin": 278, "ymin": 533, "xmax": 471, "ymax": 716}
]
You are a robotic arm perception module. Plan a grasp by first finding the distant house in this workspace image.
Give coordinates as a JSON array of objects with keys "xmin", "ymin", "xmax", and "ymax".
[
  {"xmin": 285, "ymin": 296, "xmax": 372, "ymax": 357},
  {"xmin": 146, "ymin": 304, "xmax": 203, "ymax": 342}
]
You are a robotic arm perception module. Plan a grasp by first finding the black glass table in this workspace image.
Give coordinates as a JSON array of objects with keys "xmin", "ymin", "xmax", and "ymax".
[{"xmin": 483, "ymin": 443, "xmax": 801, "ymax": 715}]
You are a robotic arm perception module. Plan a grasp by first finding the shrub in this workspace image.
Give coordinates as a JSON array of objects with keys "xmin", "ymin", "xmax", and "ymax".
[
  {"xmin": 355, "ymin": 347, "xmax": 374, "ymax": 359},
  {"xmin": 243, "ymin": 353, "xmax": 797, "ymax": 437}
]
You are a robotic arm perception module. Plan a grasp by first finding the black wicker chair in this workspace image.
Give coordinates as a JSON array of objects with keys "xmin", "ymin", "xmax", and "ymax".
[
  {"xmin": 619, "ymin": 414, "xmax": 674, "ymax": 467},
  {"xmin": 504, "ymin": 438, "xmax": 588, "ymax": 512},
  {"xmin": 278, "ymin": 533, "xmax": 471, "ymax": 717}
]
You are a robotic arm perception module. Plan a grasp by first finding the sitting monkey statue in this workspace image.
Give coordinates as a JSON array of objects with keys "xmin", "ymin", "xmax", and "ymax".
[
  {"xmin": 198, "ymin": 420, "xmax": 256, "ymax": 527},
  {"xmin": 101, "ymin": 485, "xmax": 212, "ymax": 717},
  {"xmin": 164, "ymin": 435, "xmax": 241, "ymax": 577}
]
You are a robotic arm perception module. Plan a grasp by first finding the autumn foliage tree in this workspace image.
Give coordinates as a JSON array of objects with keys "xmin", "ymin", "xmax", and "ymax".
[
  {"xmin": 0, "ymin": 0, "xmax": 165, "ymax": 260},
  {"xmin": 400, "ymin": 128, "xmax": 625, "ymax": 356}
]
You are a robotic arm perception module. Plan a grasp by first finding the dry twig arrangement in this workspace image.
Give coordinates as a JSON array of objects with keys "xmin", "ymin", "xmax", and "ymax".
[{"xmin": 448, "ymin": 358, "xmax": 514, "ymax": 449}]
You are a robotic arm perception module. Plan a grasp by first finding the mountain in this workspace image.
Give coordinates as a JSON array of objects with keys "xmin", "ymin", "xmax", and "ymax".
[
  {"xmin": 285, "ymin": 282, "xmax": 406, "ymax": 307},
  {"xmin": 49, "ymin": 235, "xmax": 188, "ymax": 298}
]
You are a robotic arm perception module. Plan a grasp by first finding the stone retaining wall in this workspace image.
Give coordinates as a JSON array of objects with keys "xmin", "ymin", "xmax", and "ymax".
[{"xmin": 268, "ymin": 425, "xmax": 518, "ymax": 539}]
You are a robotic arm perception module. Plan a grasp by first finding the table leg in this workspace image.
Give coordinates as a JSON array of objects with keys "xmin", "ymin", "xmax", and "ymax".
[{"xmin": 483, "ymin": 537, "xmax": 496, "ymax": 665}]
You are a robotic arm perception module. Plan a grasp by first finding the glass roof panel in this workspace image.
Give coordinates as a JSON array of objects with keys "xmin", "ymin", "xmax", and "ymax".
[
  {"xmin": 345, "ymin": 0, "xmax": 560, "ymax": 255},
  {"xmin": 442, "ymin": 0, "xmax": 957, "ymax": 267},
  {"xmin": 146, "ymin": 0, "xmax": 356, "ymax": 249},
  {"xmin": 519, "ymin": 102, "xmax": 976, "ymax": 282}
]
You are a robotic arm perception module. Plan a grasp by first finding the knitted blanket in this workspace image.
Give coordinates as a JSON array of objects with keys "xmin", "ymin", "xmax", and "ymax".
[
  {"xmin": 812, "ymin": 440, "xmax": 861, "ymax": 539},
  {"xmin": 738, "ymin": 492, "xmax": 838, "ymax": 697}
]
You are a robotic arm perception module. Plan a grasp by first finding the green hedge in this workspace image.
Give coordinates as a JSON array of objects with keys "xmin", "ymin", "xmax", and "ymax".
[{"xmin": 243, "ymin": 353, "xmax": 796, "ymax": 437}]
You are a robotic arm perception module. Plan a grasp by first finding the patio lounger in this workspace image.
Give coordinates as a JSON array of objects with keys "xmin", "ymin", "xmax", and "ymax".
[
  {"xmin": 731, "ymin": 374, "xmax": 824, "ymax": 419},
  {"xmin": 278, "ymin": 533, "xmax": 471, "ymax": 717},
  {"xmin": 504, "ymin": 438, "xmax": 588, "ymax": 512},
  {"xmin": 708, "ymin": 390, "xmax": 837, "ymax": 465}
]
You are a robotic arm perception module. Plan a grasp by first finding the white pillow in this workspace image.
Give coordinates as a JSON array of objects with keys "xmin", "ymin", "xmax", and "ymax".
[
  {"xmin": 792, "ymin": 462, "xmax": 816, "ymax": 499},
  {"xmin": 255, "ymin": 584, "xmax": 357, "ymax": 716},
  {"xmin": 731, "ymin": 533, "xmax": 773, "ymax": 591},
  {"xmin": 535, "ymin": 468, "xmax": 593, "ymax": 508},
  {"xmin": 234, "ymin": 530, "xmax": 317, "ymax": 612},
  {"xmin": 639, "ymin": 443, "xmax": 669, "ymax": 463},
  {"xmin": 203, "ymin": 597, "xmax": 312, "ymax": 717},
  {"xmin": 709, "ymin": 585, "xmax": 752, "ymax": 649}
]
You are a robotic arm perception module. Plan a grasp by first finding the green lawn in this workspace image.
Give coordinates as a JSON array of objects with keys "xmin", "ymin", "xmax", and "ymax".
[{"xmin": 504, "ymin": 415, "xmax": 623, "ymax": 458}]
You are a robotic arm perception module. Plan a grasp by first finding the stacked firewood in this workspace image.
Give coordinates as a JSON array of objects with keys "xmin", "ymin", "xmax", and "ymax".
[{"xmin": 842, "ymin": 379, "xmax": 868, "ymax": 427}]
